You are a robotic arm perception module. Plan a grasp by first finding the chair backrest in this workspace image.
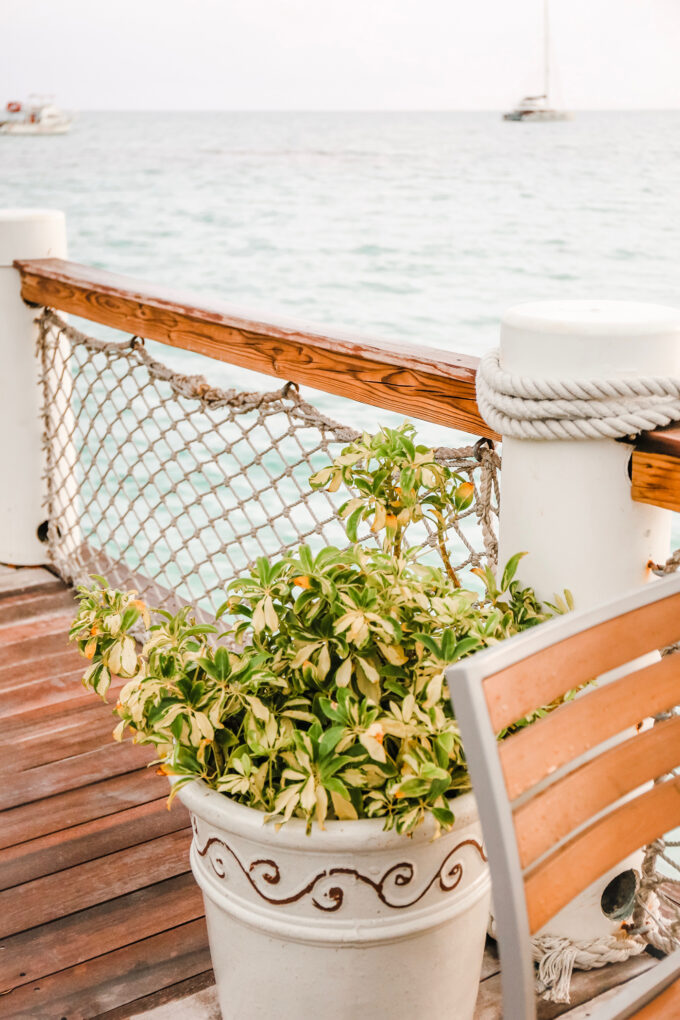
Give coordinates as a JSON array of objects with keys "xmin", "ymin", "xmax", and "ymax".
[{"xmin": 447, "ymin": 573, "xmax": 680, "ymax": 1020}]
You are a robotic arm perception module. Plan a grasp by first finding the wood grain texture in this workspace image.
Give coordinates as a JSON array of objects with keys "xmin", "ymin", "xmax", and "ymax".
[
  {"xmin": 16, "ymin": 257, "xmax": 497, "ymax": 437},
  {"xmin": 0, "ymin": 918, "xmax": 211, "ymax": 1020},
  {"xmin": 514, "ymin": 714, "xmax": 680, "ymax": 869},
  {"xmin": 525, "ymin": 775, "xmax": 680, "ymax": 933},
  {"xmin": 484, "ymin": 590, "xmax": 680, "ymax": 732},
  {"xmin": 0, "ymin": 797, "xmax": 188, "ymax": 890},
  {"xmin": 635, "ymin": 423, "xmax": 680, "ymax": 458},
  {"xmin": 97, "ymin": 971, "xmax": 217, "ymax": 1020},
  {"xmin": 0, "ymin": 568, "xmax": 211, "ymax": 1017},
  {"xmin": 631, "ymin": 449, "xmax": 680, "ymax": 513},
  {"xmin": 0, "ymin": 768, "xmax": 167, "ymax": 850},
  {"xmin": 0, "ymin": 587, "xmax": 76, "ymax": 627},
  {"xmin": 0, "ymin": 702, "xmax": 122, "ymax": 772},
  {"xmin": 0, "ymin": 827, "xmax": 192, "ymax": 937},
  {"xmin": 0, "ymin": 874, "xmax": 204, "ymax": 994},
  {"xmin": 0, "ymin": 738, "xmax": 153, "ymax": 810},
  {"xmin": 473, "ymin": 948, "xmax": 660, "ymax": 1020},
  {"xmin": 499, "ymin": 653, "xmax": 680, "ymax": 801},
  {"xmin": 0, "ymin": 566, "xmax": 63, "ymax": 596}
]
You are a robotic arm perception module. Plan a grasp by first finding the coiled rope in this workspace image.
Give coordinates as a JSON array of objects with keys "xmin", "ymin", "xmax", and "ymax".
[{"xmin": 477, "ymin": 348, "xmax": 680, "ymax": 440}]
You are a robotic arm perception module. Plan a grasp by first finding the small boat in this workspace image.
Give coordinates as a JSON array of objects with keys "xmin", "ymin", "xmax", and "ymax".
[
  {"xmin": 503, "ymin": 0, "xmax": 571, "ymax": 122},
  {"xmin": 503, "ymin": 95, "xmax": 571, "ymax": 122},
  {"xmin": 0, "ymin": 96, "xmax": 72, "ymax": 135}
]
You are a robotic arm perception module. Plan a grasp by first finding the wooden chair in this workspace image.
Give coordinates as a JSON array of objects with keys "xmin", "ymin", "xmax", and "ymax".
[{"xmin": 447, "ymin": 573, "xmax": 680, "ymax": 1019}]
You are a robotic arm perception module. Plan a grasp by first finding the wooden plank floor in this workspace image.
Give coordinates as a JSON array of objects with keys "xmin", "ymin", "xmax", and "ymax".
[
  {"xmin": 0, "ymin": 565, "xmax": 214, "ymax": 1019},
  {"xmin": 0, "ymin": 563, "xmax": 665, "ymax": 1019}
]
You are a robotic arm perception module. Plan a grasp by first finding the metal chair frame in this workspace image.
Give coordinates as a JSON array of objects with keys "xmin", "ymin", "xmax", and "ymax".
[{"xmin": 447, "ymin": 574, "xmax": 680, "ymax": 1019}]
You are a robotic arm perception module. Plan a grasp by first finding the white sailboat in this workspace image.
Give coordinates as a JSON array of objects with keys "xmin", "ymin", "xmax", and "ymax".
[{"xmin": 503, "ymin": 0, "xmax": 571, "ymax": 122}]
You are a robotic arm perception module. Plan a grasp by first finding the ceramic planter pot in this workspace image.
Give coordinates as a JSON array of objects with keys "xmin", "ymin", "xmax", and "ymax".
[{"xmin": 178, "ymin": 780, "xmax": 490, "ymax": 1020}]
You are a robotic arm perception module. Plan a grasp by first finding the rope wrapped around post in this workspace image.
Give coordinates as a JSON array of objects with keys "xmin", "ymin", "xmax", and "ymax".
[{"xmin": 477, "ymin": 348, "xmax": 680, "ymax": 440}]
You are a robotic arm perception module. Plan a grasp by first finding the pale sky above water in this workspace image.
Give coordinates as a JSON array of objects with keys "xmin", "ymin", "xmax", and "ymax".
[{"xmin": 3, "ymin": 0, "xmax": 680, "ymax": 111}]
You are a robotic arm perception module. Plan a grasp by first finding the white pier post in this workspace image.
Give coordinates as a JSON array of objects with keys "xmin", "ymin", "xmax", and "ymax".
[
  {"xmin": 0, "ymin": 209, "xmax": 67, "ymax": 565},
  {"xmin": 496, "ymin": 299, "xmax": 680, "ymax": 940}
]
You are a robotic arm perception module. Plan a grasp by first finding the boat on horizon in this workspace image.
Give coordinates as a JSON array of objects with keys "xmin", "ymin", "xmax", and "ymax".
[
  {"xmin": 0, "ymin": 96, "xmax": 72, "ymax": 135},
  {"xmin": 503, "ymin": 0, "xmax": 571, "ymax": 122}
]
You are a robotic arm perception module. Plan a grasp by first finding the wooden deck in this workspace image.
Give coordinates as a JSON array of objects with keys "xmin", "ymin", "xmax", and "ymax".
[
  {"xmin": 0, "ymin": 565, "xmax": 213, "ymax": 1019},
  {"xmin": 0, "ymin": 564, "xmax": 664, "ymax": 1019}
]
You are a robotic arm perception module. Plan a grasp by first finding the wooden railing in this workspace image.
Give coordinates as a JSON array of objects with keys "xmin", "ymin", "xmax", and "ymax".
[
  {"xmin": 17, "ymin": 258, "xmax": 494, "ymax": 439},
  {"xmin": 16, "ymin": 257, "xmax": 680, "ymax": 513}
]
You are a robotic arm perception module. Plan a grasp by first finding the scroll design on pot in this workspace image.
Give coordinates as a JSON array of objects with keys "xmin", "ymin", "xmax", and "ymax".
[{"xmin": 192, "ymin": 818, "xmax": 486, "ymax": 912}]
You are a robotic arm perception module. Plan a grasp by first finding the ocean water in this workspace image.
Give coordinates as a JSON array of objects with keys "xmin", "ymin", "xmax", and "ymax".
[
  {"xmin": 2, "ymin": 110, "xmax": 679, "ymax": 555},
  {"xmin": 3, "ymin": 109, "xmax": 679, "ymax": 369}
]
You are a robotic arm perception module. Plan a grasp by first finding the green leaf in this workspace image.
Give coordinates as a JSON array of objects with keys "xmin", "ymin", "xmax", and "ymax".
[
  {"xmin": 319, "ymin": 725, "xmax": 347, "ymax": 757},
  {"xmin": 501, "ymin": 552, "xmax": 527, "ymax": 592}
]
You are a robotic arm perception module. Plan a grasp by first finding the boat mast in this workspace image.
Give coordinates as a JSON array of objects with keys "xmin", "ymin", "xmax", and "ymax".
[{"xmin": 543, "ymin": 0, "xmax": 550, "ymax": 101}]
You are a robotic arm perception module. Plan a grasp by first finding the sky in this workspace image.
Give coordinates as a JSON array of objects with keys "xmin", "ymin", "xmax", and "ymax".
[{"xmin": 3, "ymin": 0, "xmax": 680, "ymax": 111}]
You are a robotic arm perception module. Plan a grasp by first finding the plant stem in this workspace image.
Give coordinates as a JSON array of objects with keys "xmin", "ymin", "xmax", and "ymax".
[{"xmin": 435, "ymin": 517, "xmax": 461, "ymax": 588}]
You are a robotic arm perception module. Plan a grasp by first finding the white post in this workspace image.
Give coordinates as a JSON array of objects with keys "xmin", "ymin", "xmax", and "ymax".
[
  {"xmin": 497, "ymin": 298, "xmax": 680, "ymax": 940},
  {"xmin": 0, "ymin": 209, "xmax": 67, "ymax": 565},
  {"xmin": 498, "ymin": 300, "xmax": 680, "ymax": 607}
]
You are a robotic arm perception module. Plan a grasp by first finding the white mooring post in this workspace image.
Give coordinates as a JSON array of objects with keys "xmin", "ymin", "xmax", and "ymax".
[
  {"xmin": 498, "ymin": 300, "xmax": 680, "ymax": 606},
  {"xmin": 496, "ymin": 299, "xmax": 680, "ymax": 940},
  {"xmin": 0, "ymin": 209, "xmax": 67, "ymax": 566}
]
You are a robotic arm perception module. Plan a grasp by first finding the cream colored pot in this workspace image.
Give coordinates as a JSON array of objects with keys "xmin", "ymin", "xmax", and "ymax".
[{"xmin": 178, "ymin": 781, "xmax": 490, "ymax": 1020}]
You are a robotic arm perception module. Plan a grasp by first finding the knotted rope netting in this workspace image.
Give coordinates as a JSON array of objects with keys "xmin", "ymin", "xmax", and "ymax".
[{"xmin": 36, "ymin": 309, "xmax": 500, "ymax": 619}]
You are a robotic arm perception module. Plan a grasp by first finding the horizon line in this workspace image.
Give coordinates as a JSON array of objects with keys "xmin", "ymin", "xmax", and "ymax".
[{"xmin": 51, "ymin": 106, "xmax": 680, "ymax": 114}]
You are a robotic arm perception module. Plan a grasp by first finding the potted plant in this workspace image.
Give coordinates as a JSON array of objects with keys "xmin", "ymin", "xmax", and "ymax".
[{"xmin": 70, "ymin": 424, "xmax": 566, "ymax": 1020}]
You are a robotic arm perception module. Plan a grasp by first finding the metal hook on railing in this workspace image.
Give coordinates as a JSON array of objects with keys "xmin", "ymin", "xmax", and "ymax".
[
  {"xmin": 473, "ymin": 436, "xmax": 495, "ymax": 462},
  {"xmin": 129, "ymin": 335, "xmax": 145, "ymax": 350},
  {"xmin": 282, "ymin": 381, "xmax": 299, "ymax": 399}
]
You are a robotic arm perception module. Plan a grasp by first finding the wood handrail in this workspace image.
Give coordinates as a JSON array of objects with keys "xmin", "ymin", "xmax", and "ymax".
[
  {"xmin": 16, "ymin": 257, "xmax": 496, "ymax": 438},
  {"xmin": 632, "ymin": 423, "xmax": 680, "ymax": 514},
  {"xmin": 17, "ymin": 256, "xmax": 680, "ymax": 512}
]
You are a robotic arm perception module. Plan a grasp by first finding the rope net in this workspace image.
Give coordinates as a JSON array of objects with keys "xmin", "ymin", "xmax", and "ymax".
[{"xmin": 36, "ymin": 309, "xmax": 500, "ymax": 620}]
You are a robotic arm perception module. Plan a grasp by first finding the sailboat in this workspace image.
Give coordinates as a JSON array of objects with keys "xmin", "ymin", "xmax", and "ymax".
[{"xmin": 503, "ymin": 0, "xmax": 571, "ymax": 122}]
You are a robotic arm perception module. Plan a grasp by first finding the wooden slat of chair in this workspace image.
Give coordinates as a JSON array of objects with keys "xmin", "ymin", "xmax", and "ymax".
[
  {"xmin": 514, "ymin": 714, "xmax": 680, "ymax": 869},
  {"xmin": 484, "ymin": 590, "xmax": 680, "ymax": 732},
  {"xmin": 499, "ymin": 653, "xmax": 680, "ymax": 800},
  {"xmin": 524, "ymin": 774, "xmax": 680, "ymax": 933}
]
